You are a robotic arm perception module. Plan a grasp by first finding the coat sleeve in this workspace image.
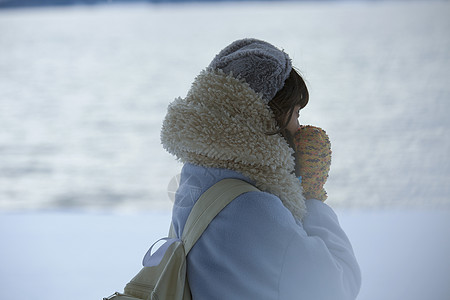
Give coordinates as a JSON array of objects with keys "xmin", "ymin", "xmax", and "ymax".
[{"xmin": 279, "ymin": 199, "xmax": 361, "ymax": 300}]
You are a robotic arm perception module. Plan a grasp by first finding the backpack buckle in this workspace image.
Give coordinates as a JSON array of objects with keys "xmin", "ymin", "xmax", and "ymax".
[{"xmin": 103, "ymin": 292, "xmax": 120, "ymax": 300}]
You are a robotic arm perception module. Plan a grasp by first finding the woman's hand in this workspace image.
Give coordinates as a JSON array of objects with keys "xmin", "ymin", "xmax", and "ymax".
[{"xmin": 293, "ymin": 126, "xmax": 332, "ymax": 201}]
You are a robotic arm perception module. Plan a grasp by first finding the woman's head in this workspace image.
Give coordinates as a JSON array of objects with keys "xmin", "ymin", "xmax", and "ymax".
[
  {"xmin": 268, "ymin": 68, "xmax": 309, "ymax": 137},
  {"xmin": 161, "ymin": 38, "xmax": 309, "ymax": 218},
  {"xmin": 268, "ymin": 68, "xmax": 309, "ymax": 177},
  {"xmin": 208, "ymin": 38, "xmax": 292, "ymax": 103},
  {"xmin": 207, "ymin": 38, "xmax": 308, "ymax": 137}
]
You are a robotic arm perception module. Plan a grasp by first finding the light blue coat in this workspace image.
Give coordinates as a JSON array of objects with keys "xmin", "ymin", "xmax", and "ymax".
[{"xmin": 171, "ymin": 163, "xmax": 361, "ymax": 300}]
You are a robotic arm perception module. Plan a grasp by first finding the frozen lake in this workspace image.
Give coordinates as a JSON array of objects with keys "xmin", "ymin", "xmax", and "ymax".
[{"xmin": 0, "ymin": 1, "xmax": 449, "ymax": 211}]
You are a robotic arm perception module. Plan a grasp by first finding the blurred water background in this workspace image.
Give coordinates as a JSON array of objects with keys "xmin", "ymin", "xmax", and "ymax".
[{"xmin": 0, "ymin": 0, "xmax": 449, "ymax": 212}]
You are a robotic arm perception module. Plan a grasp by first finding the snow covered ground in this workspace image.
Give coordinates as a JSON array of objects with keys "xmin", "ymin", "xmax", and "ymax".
[{"xmin": 1, "ymin": 209, "xmax": 449, "ymax": 300}]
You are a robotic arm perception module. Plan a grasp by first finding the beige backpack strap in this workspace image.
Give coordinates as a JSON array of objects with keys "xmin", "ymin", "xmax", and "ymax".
[
  {"xmin": 168, "ymin": 223, "xmax": 176, "ymax": 238},
  {"xmin": 181, "ymin": 178, "xmax": 259, "ymax": 254}
]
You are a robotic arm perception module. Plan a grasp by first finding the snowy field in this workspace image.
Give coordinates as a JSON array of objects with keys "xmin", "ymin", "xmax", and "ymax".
[
  {"xmin": 0, "ymin": 1, "xmax": 449, "ymax": 300},
  {"xmin": 1, "ymin": 209, "xmax": 450, "ymax": 300}
]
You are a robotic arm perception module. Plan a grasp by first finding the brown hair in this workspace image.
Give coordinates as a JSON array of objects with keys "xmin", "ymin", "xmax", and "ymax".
[
  {"xmin": 268, "ymin": 68, "xmax": 309, "ymax": 176},
  {"xmin": 268, "ymin": 68, "xmax": 309, "ymax": 135}
]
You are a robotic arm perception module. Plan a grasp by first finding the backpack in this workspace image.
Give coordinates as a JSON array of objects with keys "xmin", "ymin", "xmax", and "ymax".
[{"xmin": 103, "ymin": 178, "xmax": 259, "ymax": 300}]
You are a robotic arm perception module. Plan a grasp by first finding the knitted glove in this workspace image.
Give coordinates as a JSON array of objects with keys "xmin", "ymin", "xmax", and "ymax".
[{"xmin": 293, "ymin": 125, "xmax": 332, "ymax": 201}]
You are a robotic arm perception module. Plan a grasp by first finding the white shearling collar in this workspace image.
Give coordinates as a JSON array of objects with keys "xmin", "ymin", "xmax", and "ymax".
[{"xmin": 161, "ymin": 69, "xmax": 306, "ymax": 220}]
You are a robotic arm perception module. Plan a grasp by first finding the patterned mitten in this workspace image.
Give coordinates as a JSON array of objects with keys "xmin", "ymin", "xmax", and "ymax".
[{"xmin": 293, "ymin": 125, "xmax": 332, "ymax": 201}]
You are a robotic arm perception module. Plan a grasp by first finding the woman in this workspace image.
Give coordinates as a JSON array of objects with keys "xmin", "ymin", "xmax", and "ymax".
[{"xmin": 160, "ymin": 38, "xmax": 361, "ymax": 299}]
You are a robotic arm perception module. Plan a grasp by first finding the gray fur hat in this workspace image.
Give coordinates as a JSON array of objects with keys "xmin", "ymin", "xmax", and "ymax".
[{"xmin": 208, "ymin": 38, "xmax": 292, "ymax": 103}]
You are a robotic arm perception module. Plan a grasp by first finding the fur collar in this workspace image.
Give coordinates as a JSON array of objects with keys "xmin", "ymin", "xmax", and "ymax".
[{"xmin": 161, "ymin": 69, "xmax": 306, "ymax": 220}]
